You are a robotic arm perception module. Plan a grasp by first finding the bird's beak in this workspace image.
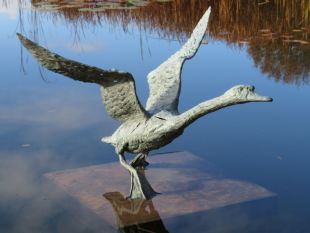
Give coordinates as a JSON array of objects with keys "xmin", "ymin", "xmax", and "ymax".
[
  {"xmin": 224, "ymin": 85, "xmax": 273, "ymax": 103},
  {"xmin": 246, "ymin": 86, "xmax": 273, "ymax": 102},
  {"xmin": 249, "ymin": 93, "xmax": 273, "ymax": 102}
]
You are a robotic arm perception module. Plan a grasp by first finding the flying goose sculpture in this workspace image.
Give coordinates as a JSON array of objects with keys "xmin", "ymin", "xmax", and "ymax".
[{"xmin": 17, "ymin": 7, "xmax": 272, "ymax": 200}]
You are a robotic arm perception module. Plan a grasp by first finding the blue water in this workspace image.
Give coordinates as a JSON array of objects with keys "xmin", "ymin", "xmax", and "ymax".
[{"xmin": 0, "ymin": 1, "xmax": 310, "ymax": 232}]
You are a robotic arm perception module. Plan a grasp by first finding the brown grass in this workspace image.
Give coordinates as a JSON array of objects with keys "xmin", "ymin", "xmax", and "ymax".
[{"xmin": 27, "ymin": 0, "xmax": 310, "ymax": 84}]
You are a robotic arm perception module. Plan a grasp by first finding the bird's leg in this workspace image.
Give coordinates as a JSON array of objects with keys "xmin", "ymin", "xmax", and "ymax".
[
  {"xmin": 118, "ymin": 153, "xmax": 158, "ymax": 200},
  {"xmin": 130, "ymin": 153, "xmax": 149, "ymax": 168},
  {"xmin": 118, "ymin": 153, "xmax": 143, "ymax": 198},
  {"xmin": 129, "ymin": 153, "xmax": 143, "ymax": 166}
]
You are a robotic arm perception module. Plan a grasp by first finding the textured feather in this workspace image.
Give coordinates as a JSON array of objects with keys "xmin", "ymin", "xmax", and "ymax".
[
  {"xmin": 146, "ymin": 7, "xmax": 211, "ymax": 114},
  {"xmin": 17, "ymin": 33, "xmax": 148, "ymax": 123}
]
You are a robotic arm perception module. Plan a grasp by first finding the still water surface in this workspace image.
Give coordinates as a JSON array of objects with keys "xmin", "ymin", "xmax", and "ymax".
[{"xmin": 0, "ymin": 0, "xmax": 310, "ymax": 232}]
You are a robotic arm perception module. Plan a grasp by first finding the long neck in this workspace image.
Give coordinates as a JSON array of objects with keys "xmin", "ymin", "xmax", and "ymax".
[
  {"xmin": 171, "ymin": 85, "xmax": 272, "ymax": 131},
  {"xmin": 176, "ymin": 95, "xmax": 238, "ymax": 129}
]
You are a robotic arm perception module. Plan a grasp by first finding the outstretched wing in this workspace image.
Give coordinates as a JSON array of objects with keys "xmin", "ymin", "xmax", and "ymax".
[
  {"xmin": 17, "ymin": 33, "xmax": 148, "ymax": 123},
  {"xmin": 146, "ymin": 7, "xmax": 211, "ymax": 114}
]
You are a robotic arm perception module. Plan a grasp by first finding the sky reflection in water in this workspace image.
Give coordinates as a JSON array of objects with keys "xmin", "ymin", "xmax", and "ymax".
[{"xmin": 0, "ymin": 0, "xmax": 310, "ymax": 232}]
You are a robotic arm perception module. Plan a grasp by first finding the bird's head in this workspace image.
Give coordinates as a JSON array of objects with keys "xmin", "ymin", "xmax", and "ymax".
[{"xmin": 224, "ymin": 85, "xmax": 273, "ymax": 103}]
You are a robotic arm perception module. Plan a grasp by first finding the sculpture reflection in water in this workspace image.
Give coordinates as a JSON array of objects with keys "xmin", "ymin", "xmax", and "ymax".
[
  {"xmin": 104, "ymin": 192, "xmax": 169, "ymax": 233},
  {"xmin": 17, "ymin": 7, "xmax": 272, "ymax": 200}
]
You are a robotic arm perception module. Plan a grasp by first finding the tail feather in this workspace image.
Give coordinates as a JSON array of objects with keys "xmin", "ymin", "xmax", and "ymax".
[{"xmin": 101, "ymin": 136, "xmax": 114, "ymax": 144}]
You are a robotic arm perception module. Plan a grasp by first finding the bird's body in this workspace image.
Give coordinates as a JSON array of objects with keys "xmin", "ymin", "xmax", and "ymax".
[
  {"xmin": 17, "ymin": 7, "xmax": 272, "ymax": 200},
  {"xmin": 103, "ymin": 111, "xmax": 184, "ymax": 155}
]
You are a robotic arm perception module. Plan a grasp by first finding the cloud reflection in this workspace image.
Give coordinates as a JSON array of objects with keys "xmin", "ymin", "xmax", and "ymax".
[
  {"xmin": 0, "ymin": 88, "xmax": 116, "ymax": 131},
  {"xmin": 0, "ymin": 149, "xmax": 114, "ymax": 233}
]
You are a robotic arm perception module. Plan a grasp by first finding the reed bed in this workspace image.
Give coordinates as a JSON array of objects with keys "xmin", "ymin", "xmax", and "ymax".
[{"xmin": 25, "ymin": 0, "xmax": 310, "ymax": 83}]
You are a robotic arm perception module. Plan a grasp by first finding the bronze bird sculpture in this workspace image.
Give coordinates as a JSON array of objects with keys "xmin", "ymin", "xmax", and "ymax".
[{"xmin": 17, "ymin": 7, "xmax": 272, "ymax": 200}]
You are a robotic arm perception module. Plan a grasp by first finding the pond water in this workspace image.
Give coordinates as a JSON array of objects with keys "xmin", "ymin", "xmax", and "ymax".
[{"xmin": 0, "ymin": 0, "xmax": 310, "ymax": 232}]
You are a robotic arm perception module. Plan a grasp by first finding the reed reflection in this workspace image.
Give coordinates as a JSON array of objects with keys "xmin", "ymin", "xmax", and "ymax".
[
  {"xmin": 17, "ymin": 7, "xmax": 271, "ymax": 200},
  {"xmin": 29, "ymin": 0, "xmax": 310, "ymax": 84},
  {"xmin": 104, "ymin": 192, "xmax": 169, "ymax": 233}
]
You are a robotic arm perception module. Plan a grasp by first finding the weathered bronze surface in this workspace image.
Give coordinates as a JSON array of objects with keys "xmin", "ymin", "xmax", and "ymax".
[
  {"xmin": 45, "ymin": 152, "xmax": 276, "ymax": 229},
  {"xmin": 18, "ymin": 7, "xmax": 272, "ymax": 200}
]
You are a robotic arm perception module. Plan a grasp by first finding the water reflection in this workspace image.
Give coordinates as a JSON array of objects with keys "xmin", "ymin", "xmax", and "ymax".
[
  {"xmin": 17, "ymin": 7, "xmax": 271, "ymax": 200},
  {"xmin": 32, "ymin": 0, "xmax": 154, "ymax": 10},
  {"xmin": 0, "ymin": 1, "xmax": 309, "ymax": 233},
  {"xmin": 27, "ymin": 0, "xmax": 310, "ymax": 84},
  {"xmin": 104, "ymin": 192, "xmax": 169, "ymax": 233},
  {"xmin": 0, "ymin": 151, "xmax": 114, "ymax": 233}
]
